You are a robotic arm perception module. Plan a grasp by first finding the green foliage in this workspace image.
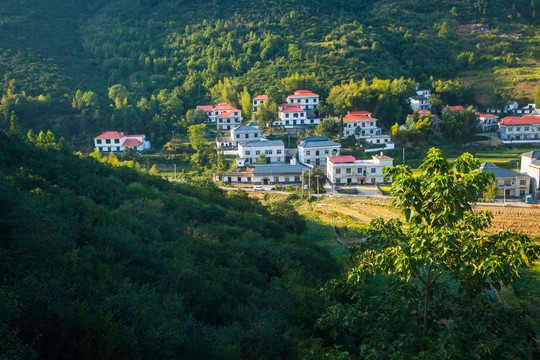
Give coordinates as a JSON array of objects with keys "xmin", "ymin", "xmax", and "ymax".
[
  {"xmin": 439, "ymin": 106, "xmax": 479, "ymax": 143},
  {"xmin": 187, "ymin": 123, "xmax": 207, "ymax": 152},
  {"xmin": 318, "ymin": 148, "xmax": 540, "ymax": 358},
  {"xmin": 0, "ymin": 132, "xmax": 340, "ymax": 359},
  {"xmin": 0, "ymin": 0, "xmax": 538, "ymax": 149},
  {"xmin": 315, "ymin": 118, "xmax": 338, "ymax": 138}
]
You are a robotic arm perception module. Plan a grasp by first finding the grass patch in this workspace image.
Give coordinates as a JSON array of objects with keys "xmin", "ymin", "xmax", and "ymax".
[
  {"xmin": 304, "ymin": 217, "xmax": 348, "ymax": 259},
  {"xmin": 513, "ymin": 261, "xmax": 540, "ymax": 335}
]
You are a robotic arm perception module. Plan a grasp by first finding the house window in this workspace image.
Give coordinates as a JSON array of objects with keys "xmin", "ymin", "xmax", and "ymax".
[
  {"xmin": 245, "ymin": 134, "xmax": 249, "ymax": 138},
  {"xmin": 274, "ymin": 177, "xmax": 279, "ymax": 183},
  {"xmin": 336, "ymin": 178, "xmax": 341, "ymax": 183},
  {"xmin": 525, "ymin": 127, "xmax": 529, "ymax": 131},
  {"xmin": 256, "ymin": 150, "xmax": 261, "ymax": 155},
  {"xmin": 306, "ymin": 159, "xmax": 310, "ymax": 164},
  {"xmin": 285, "ymin": 113, "xmax": 289, "ymax": 118},
  {"xmin": 277, "ymin": 150, "xmax": 282, "ymax": 154},
  {"xmin": 325, "ymin": 150, "xmax": 329, "ymax": 154},
  {"xmin": 371, "ymin": 168, "xmax": 376, "ymax": 173},
  {"xmin": 105, "ymin": 139, "xmax": 111, "ymax": 144},
  {"xmin": 346, "ymin": 168, "xmax": 351, "ymax": 174},
  {"xmin": 285, "ymin": 177, "xmax": 289, "ymax": 183},
  {"xmin": 336, "ymin": 169, "xmax": 341, "ymax": 174},
  {"xmin": 96, "ymin": 139, "xmax": 102, "ymax": 144},
  {"xmin": 316, "ymin": 150, "xmax": 320, "ymax": 156},
  {"xmin": 114, "ymin": 139, "xmax": 120, "ymax": 144},
  {"xmin": 238, "ymin": 177, "xmax": 241, "ymax": 182},
  {"xmin": 98, "ymin": 147, "xmax": 103, "ymax": 151},
  {"xmin": 236, "ymin": 134, "xmax": 240, "ymax": 138},
  {"xmin": 295, "ymin": 176, "xmax": 300, "ymax": 182},
  {"xmin": 520, "ymin": 180, "xmax": 527, "ymax": 185},
  {"xmin": 371, "ymin": 178, "xmax": 376, "ymax": 183},
  {"xmin": 245, "ymin": 151, "xmax": 250, "ymax": 155},
  {"xmin": 266, "ymin": 150, "xmax": 272, "ymax": 155},
  {"xmin": 306, "ymin": 151, "xmax": 311, "ymax": 155},
  {"xmin": 254, "ymin": 133, "xmax": 258, "ymax": 137}
]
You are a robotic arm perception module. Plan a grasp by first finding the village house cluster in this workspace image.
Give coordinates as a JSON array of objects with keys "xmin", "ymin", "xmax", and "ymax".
[
  {"xmin": 91, "ymin": 86, "xmax": 539, "ymax": 197},
  {"xmin": 203, "ymin": 89, "xmax": 396, "ymax": 188}
]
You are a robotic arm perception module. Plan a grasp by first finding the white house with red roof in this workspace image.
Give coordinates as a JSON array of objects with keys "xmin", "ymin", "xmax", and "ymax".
[
  {"xmin": 93, "ymin": 131, "xmax": 151, "ymax": 153},
  {"xmin": 216, "ymin": 111, "xmax": 242, "ymax": 131},
  {"xmin": 286, "ymin": 90, "xmax": 319, "ymax": 110},
  {"xmin": 338, "ymin": 111, "xmax": 394, "ymax": 150},
  {"xmin": 252, "ymin": 95, "xmax": 267, "ymax": 114},
  {"xmin": 326, "ymin": 154, "xmax": 393, "ymax": 186},
  {"xmin": 475, "ymin": 112, "xmax": 499, "ymax": 132},
  {"xmin": 269, "ymin": 103, "xmax": 322, "ymax": 128},
  {"xmin": 498, "ymin": 115, "xmax": 540, "ymax": 142}
]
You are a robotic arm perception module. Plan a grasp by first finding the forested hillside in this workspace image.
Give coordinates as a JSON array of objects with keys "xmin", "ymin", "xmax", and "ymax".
[
  {"xmin": 1, "ymin": 0, "xmax": 539, "ymax": 148},
  {"xmin": 0, "ymin": 132, "xmax": 340, "ymax": 359}
]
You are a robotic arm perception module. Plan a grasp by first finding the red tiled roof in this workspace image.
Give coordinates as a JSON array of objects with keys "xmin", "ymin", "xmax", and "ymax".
[
  {"xmin": 196, "ymin": 105, "xmax": 214, "ymax": 112},
  {"xmin": 287, "ymin": 90, "xmax": 319, "ymax": 98},
  {"xmin": 443, "ymin": 105, "xmax": 464, "ymax": 112},
  {"xmin": 217, "ymin": 112, "xmax": 235, "ymax": 118},
  {"xmin": 253, "ymin": 95, "xmax": 267, "ymax": 101},
  {"xmin": 280, "ymin": 103, "xmax": 303, "ymax": 107},
  {"xmin": 499, "ymin": 115, "xmax": 540, "ymax": 126},
  {"xmin": 475, "ymin": 112, "xmax": 498, "ymax": 119},
  {"xmin": 214, "ymin": 102, "xmax": 240, "ymax": 111},
  {"xmin": 341, "ymin": 114, "xmax": 376, "ymax": 122},
  {"xmin": 329, "ymin": 156, "xmax": 356, "ymax": 163},
  {"xmin": 280, "ymin": 106, "xmax": 305, "ymax": 113},
  {"xmin": 123, "ymin": 139, "xmax": 143, "ymax": 146},
  {"xmin": 349, "ymin": 111, "xmax": 372, "ymax": 116},
  {"xmin": 94, "ymin": 131, "xmax": 125, "ymax": 139}
]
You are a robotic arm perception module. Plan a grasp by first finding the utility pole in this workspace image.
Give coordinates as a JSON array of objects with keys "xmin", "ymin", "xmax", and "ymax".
[
  {"xmin": 308, "ymin": 169, "xmax": 311, "ymax": 198},
  {"xmin": 316, "ymin": 175, "xmax": 320, "ymax": 199},
  {"xmin": 301, "ymin": 171, "xmax": 305, "ymax": 199},
  {"xmin": 402, "ymin": 147, "xmax": 405, "ymax": 165},
  {"xmin": 174, "ymin": 164, "xmax": 177, "ymax": 180}
]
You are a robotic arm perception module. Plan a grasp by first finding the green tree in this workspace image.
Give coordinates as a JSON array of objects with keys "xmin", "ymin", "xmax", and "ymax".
[
  {"xmin": 257, "ymin": 153, "xmax": 266, "ymax": 163},
  {"xmin": 9, "ymin": 111, "xmax": 20, "ymax": 135},
  {"xmin": 315, "ymin": 118, "xmax": 338, "ymax": 138},
  {"xmin": 187, "ymin": 124, "xmax": 207, "ymax": 152},
  {"xmin": 535, "ymin": 82, "xmax": 540, "ymax": 107},
  {"xmin": 240, "ymin": 87, "xmax": 252, "ymax": 120},
  {"xmin": 319, "ymin": 149, "xmax": 540, "ymax": 357},
  {"xmin": 253, "ymin": 99, "xmax": 278, "ymax": 129}
]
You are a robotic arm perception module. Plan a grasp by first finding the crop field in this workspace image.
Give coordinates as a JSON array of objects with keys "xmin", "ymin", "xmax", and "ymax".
[{"xmin": 473, "ymin": 205, "xmax": 540, "ymax": 236}]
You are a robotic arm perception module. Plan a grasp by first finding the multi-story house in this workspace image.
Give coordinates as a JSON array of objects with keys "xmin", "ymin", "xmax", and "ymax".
[
  {"xmin": 480, "ymin": 162, "xmax": 531, "ymax": 198},
  {"xmin": 498, "ymin": 115, "xmax": 540, "ymax": 141},
  {"xmin": 521, "ymin": 151, "xmax": 540, "ymax": 197},
  {"xmin": 252, "ymin": 95, "xmax": 267, "ymax": 114},
  {"xmin": 340, "ymin": 111, "xmax": 379, "ymax": 137},
  {"xmin": 94, "ymin": 131, "xmax": 151, "ymax": 153},
  {"xmin": 298, "ymin": 137, "xmax": 341, "ymax": 166},
  {"xmin": 286, "ymin": 90, "xmax": 319, "ymax": 110},
  {"xmin": 475, "ymin": 112, "xmax": 499, "ymax": 132},
  {"xmin": 326, "ymin": 154, "xmax": 393, "ymax": 186},
  {"xmin": 216, "ymin": 124, "xmax": 263, "ymax": 151},
  {"xmin": 216, "ymin": 111, "xmax": 242, "ymax": 131},
  {"xmin": 409, "ymin": 95, "xmax": 430, "ymax": 110},
  {"xmin": 238, "ymin": 139, "xmax": 285, "ymax": 164}
]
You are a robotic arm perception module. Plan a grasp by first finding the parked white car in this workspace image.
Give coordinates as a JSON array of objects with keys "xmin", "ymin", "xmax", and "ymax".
[{"xmin": 253, "ymin": 186, "xmax": 265, "ymax": 191}]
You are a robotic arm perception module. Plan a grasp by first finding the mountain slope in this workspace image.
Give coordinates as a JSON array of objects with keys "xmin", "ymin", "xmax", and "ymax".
[{"xmin": 0, "ymin": 132, "xmax": 339, "ymax": 359}]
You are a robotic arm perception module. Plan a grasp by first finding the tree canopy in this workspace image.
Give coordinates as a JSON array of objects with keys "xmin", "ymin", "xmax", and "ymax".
[{"xmin": 318, "ymin": 148, "xmax": 540, "ymax": 358}]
